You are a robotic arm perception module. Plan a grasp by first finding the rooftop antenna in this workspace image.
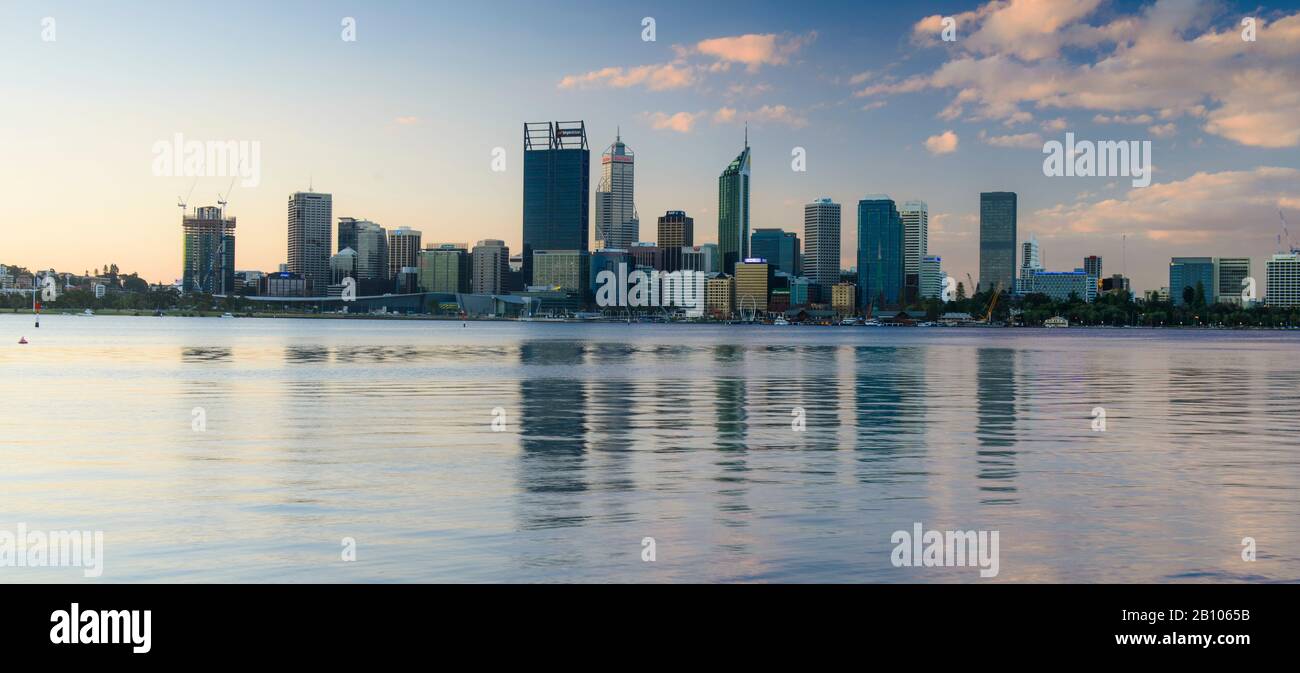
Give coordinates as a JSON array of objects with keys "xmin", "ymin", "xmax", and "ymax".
[{"xmin": 744, "ymin": 122, "xmax": 749, "ymax": 148}]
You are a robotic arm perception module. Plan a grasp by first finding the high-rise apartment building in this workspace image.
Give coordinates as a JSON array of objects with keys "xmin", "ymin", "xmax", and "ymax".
[
  {"xmin": 287, "ymin": 192, "xmax": 332, "ymax": 294},
  {"xmin": 920, "ymin": 255, "xmax": 944, "ymax": 299},
  {"xmin": 979, "ymin": 192, "xmax": 1017, "ymax": 293},
  {"xmin": 523, "ymin": 121, "xmax": 590, "ymax": 285},
  {"xmin": 1265, "ymin": 253, "xmax": 1300, "ymax": 307},
  {"xmin": 595, "ymin": 133, "xmax": 637, "ymax": 249},
  {"xmin": 803, "ymin": 198, "xmax": 841, "ymax": 304}
]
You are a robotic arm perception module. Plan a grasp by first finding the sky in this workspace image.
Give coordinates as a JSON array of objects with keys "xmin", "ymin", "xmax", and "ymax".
[{"xmin": 1, "ymin": 0, "xmax": 1298, "ymax": 293}]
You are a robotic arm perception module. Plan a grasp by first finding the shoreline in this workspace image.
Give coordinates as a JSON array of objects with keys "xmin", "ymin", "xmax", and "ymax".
[{"xmin": 5, "ymin": 309, "xmax": 1297, "ymax": 330}]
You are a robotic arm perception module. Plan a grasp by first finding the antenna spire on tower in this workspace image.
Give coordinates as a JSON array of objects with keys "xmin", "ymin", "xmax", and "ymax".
[{"xmin": 744, "ymin": 122, "xmax": 749, "ymax": 148}]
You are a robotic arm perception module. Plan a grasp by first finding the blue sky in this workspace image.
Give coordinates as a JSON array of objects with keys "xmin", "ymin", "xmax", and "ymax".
[{"xmin": 2, "ymin": 0, "xmax": 1297, "ymax": 292}]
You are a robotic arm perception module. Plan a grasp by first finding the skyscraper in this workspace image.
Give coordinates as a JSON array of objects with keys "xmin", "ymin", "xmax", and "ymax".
[
  {"xmin": 387, "ymin": 227, "xmax": 422, "ymax": 280},
  {"xmin": 353, "ymin": 220, "xmax": 389, "ymax": 286},
  {"xmin": 718, "ymin": 134, "xmax": 751, "ymax": 274},
  {"xmin": 523, "ymin": 121, "xmax": 590, "ymax": 285},
  {"xmin": 751, "ymin": 229, "xmax": 800, "ymax": 276},
  {"xmin": 803, "ymin": 198, "xmax": 841, "ymax": 304},
  {"xmin": 1083, "ymin": 255, "xmax": 1103, "ymax": 279},
  {"xmin": 181, "ymin": 205, "xmax": 236, "ymax": 295},
  {"xmin": 337, "ymin": 217, "xmax": 360, "ymax": 255},
  {"xmin": 656, "ymin": 211, "xmax": 694, "ymax": 248},
  {"xmin": 1265, "ymin": 253, "xmax": 1300, "ymax": 307},
  {"xmin": 900, "ymin": 200, "xmax": 928, "ymax": 304},
  {"xmin": 656, "ymin": 211, "xmax": 694, "ymax": 271},
  {"xmin": 595, "ymin": 132, "xmax": 637, "ymax": 250},
  {"xmin": 857, "ymin": 196, "xmax": 904, "ymax": 310},
  {"xmin": 287, "ymin": 192, "xmax": 332, "ymax": 294},
  {"xmin": 471, "ymin": 239, "xmax": 510, "ymax": 295},
  {"xmin": 979, "ymin": 192, "xmax": 1017, "ymax": 293}
]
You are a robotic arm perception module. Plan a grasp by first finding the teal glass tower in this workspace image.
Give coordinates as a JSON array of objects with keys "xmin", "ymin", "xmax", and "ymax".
[{"xmin": 718, "ymin": 132, "xmax": 751, "ymax": 275}]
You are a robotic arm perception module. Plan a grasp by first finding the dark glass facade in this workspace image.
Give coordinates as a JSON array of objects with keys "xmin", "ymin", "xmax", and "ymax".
[
  {"xmin": 979, "ymin": 192, "xmax": 1017, "ymax": 294},
  {"xmin": 1170, "ymin": 257, "xmax": 1215, "ymax": 305},
  {"xmin": 718, "ymin": 145, "xmax": 751, "ymax": 274},
  {"xmin": 857, "ymin": 198, "xmax": 904, "ymax": 309},
  {"xmin": 750, "ymin": 228, "xmax": 800, "ymax": 276},
  {"xmin": 523, "ymin": 122, "xmax": 590, "ymax": 285}
]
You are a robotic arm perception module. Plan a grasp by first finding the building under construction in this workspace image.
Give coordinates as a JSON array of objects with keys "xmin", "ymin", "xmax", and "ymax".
[{"xmin": 182, "ymin": 206, "xmax": 237, "ymax": 295}]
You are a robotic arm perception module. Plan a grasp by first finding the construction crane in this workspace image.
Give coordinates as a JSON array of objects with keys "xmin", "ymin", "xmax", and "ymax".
[
  {"xmin": 1280, "ymin": 210, "xmax": 1294, "ymax": 252},
  {"xmin": 965, "ymin": 272, "xmax": 976, "ymax": 295},
  {"xmin": 983, "ymin": 283, "xmax": 1001, "ymax": 323}
]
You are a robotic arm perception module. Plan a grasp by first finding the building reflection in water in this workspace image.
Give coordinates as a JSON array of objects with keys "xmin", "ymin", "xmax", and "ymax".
[
  {"xmin": 975, "ymin": 347, "xmax": 1019, "ymax": 505},
  {"xmin": 515, "ymin": 340, "xmax": 590, "ymax": 530}
]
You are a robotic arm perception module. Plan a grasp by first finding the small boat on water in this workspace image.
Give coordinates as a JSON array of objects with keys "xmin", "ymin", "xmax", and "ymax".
[
  {"xmin": 772, "ymin": 317, "xmax": 791, "ymax": 326},
  {"xmin": 80, "ymin": 309, "xmax": 94, "ymax": 317},
  {"xmin": 1044, "ymin": 316, "xmax": 1069, "ymax": 328},
  {"xmin": 221, "ymin": 313, "xmax": 235, "ymax": 319},
  {"xmin": 18, "ymin": 337, "xmax": 28, "ymax": 344}
]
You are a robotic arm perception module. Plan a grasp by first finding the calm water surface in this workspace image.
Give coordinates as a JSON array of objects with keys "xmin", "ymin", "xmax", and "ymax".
[{"xmin": 3, "ymin": 314, "xmax": 1299, "ymax": 582}]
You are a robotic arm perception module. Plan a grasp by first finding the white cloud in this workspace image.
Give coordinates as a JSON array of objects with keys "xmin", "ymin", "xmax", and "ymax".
[
  {"xmin": 924, "ymin": 130, "xmax": 959, "ymax": 155},
  {"xmin": 644, "ymin": 111, "xmax": 701, "ymax": 133}
]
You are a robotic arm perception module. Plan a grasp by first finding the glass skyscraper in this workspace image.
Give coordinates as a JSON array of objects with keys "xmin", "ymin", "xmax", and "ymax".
[
  {"xmin": 750, "ymin": 229, "xmax": 800, "ymax": 276},
  {"xmin": 1170, "ymin": 257, "xmax": 1216, "ymax": 305},
  {"xmin": 523, "ymin": 121, "xmax": 590, "ymax": 285},
  {"xmin": 717, "ymin": 136, "xmax": 751, "ymax": 275},
  {"xmin": 857, "ymin": 197, "xmax": 904, "ymax": 310},
  {"xmin": 979, "ymin": 192, "xmax": 1017, "ymax": 294}
]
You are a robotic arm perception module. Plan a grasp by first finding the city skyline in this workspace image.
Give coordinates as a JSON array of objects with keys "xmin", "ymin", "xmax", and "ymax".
[{"xmin": 2, "ymin": 0, "xmax": 1298, "ymax": 294}]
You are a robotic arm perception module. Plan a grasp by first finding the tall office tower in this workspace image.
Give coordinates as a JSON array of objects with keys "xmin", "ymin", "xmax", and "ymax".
[
  {"xmin": 1169, "ymin": 257, "xmax": 1216, "ymax": 306},
  {"xmin": 1018, "ymin": 235, "xmax": 1043, "ymax": 294},
  {"xmin": 419, "ymin": 244, "xmax": 471, "ymax": 294},
  {"xmin": 718, "ymin": 133, "xmax": 751, "ymax": 274},
  {"xmin": 857, "ymin": 196, "xmax": 905, "ymax": 309},
  {"xmin": 387, "ymin": 226, "xmax": 423, "ymax": 279},
  {"xmin": 1083, "ymin": 255, "xmax": 1103, "ymax": 279},
  {"xmin": 979, "ymin": 191, "xmax": 1017, "ymax": 293},
  {"xmin": 595, "ymin": 132, "xmax": 638, "ymax": 249},
  {"xmin": 920, "ymin": 255, "xmax": 944, "ymax": 299},
  {"xmin": 287, "ymin": 192, "xmax": 332, "ymax": 294},
  {"xmin": 657, "ymin": 211, "xmax": 694, "ymax": 248},
  {"xmin": 471, "ymin": 239, "xmax": 510, "ymax": 295},
  {"xmin": 804, "ymin": 198, "xmax": 841, "ymax": 304},
  {"xmin": 523, "ymin": 121, "xmax": 590, "ymax": 285},
  {"xmin": 1265, "ymin": 253, "xmax": 1300, "ymax": 307},
  {"xmin": 751, "ymin": 229, "xmax": 800, "ymax": 276},
  {"xmin": 656, "ymin": 211, "xmax": 694, "ymax": 271},
  {"xmin": 338, "ymin": 217, "xmax": 360, "ymax": 254},
  {"xmin": 354, "ymin": 220, "xmax": 389, "ymax": 281},
  {"xmin": 181, "ymin": 205, "xmax": 236, "ymax": 294},
  {"xmin": 900, "ymin": 200, "xmax": 928, "ymax": 304},
  {"xmin": 1215, "ymin": 257, "xmax": 1251, "ymax": 304}
]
